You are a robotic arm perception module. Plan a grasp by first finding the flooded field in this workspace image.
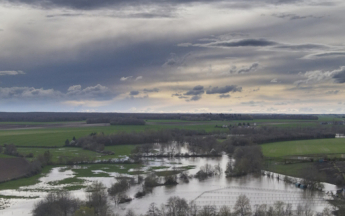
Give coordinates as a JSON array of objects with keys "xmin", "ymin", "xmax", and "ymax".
[{"xmin": 0, "ymin": 154, "xmax": 338, "ymax": 216}]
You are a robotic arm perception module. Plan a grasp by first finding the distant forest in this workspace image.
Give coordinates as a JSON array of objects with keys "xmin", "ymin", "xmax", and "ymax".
[{"xmin": 0, "ymin": 112, "xmax": 319, "ymax": 122}]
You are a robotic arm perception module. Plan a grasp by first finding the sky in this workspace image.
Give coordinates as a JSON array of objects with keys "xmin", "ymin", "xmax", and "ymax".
[{"xmin": 0, "ymin": 0, "xmax": 344, "ymax": 114}]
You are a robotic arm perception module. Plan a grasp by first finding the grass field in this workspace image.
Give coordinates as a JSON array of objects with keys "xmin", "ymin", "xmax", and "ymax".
[
  {"xmin": 0, "ymin": 145, "xmax": 137, "ymax": 163},
  {"xmin": 264, "ymin": 162, "xmax": 313, "ymax": 177},
  {"xmin": 0, "ymin": 124, "xmax": 230, "ymax": 147},
  {"xmin": 262, "ymin": 138, "xmax": 345, "ymax": 158},
  {"xmin": 0, "ymin": 121, "xmax": 85, "ymax": 125}
]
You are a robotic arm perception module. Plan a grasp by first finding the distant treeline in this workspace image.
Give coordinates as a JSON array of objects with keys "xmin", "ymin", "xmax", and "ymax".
[
  {"xmin": 229, "ymin": 126, "xmax": 341, "ymax": 144},
  {"xmin": 253, "ymin": 114, "xmax": 318, "ymax": 120},
  {"xmin": 86, "ymin": 117, "xmax": 145, "ymax": 125},
  {"xmin": 65, "ymin": 129, "xmax": 215, "ymax": 151},
  {"xmin": 0, "ymin": 112, "xmax": 319, "ymax": 122}
]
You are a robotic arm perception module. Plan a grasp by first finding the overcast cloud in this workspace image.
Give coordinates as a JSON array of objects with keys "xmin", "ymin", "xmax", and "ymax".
[{"xmin": 0, "ymin": 0, "xmax": 344, "ymax": 113}]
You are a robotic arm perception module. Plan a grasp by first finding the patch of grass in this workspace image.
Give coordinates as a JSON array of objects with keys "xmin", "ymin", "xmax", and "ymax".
[
  {"xmin": 15, "ymin": 145, "xmax": 138, "ymax": 163},
  {"xmin": 63, "ymin": 185, "xmax": 87, "ymax": 191},
  {"xmin": 155, "ymin": 170, "xmax": 182, "ymax": 177},
  {"xmin": 264, "ymin": 162, "xmax": 313, "ymax": 177},
  {"xmin": 0, "ymin": 165, "xmax": 54, "ymax": 190},
  {"xmin": 0, "ymin": 195, "xmax": 39, "ymax": 199},
  {"xmin": 0, "ymin": 154, "xmax": 16, "ymax": 158},
  {"xmin": 180, "ymin": 165, "xmax": 196, "ymax": 170},
  {"xmin": 261, "ymin": 138, "xmax": 345, "ymax": 158},
  {"xmin": 149, "ymin": 166, "xmax": 170, "ymax": 170},
  {"xmin": 72, "ymin": 164, "xmax": 143, "ymax": 178},
  {"xmin": 48, "ymin": 177, "xmax": 86, "ymax": 186}
]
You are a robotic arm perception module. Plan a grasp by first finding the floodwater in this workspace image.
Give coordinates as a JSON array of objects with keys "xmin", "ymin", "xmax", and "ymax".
[
  {"xmin": 336, "ymin": 133, "xmax": 345, "ymax": 138},
  {"xmin": 0, "ymin": 155, "xmax": 338, "ymax": 216}
]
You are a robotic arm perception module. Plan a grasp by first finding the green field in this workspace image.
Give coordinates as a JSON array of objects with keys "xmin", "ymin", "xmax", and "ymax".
[
  {"xmin": 0, "ymin": 124, "xmax": 230, "ymax": 147},
  {"xmin": 0, "ymin": 121, "xmax": 85, "ymax": 125},
  {"xmin": 262, "ymin": 138, "xmax": 345, "ymax": 158},
  {"xmin": 0, "ymin": 145, "xmax": 137, "ymax": 163},
  {"xmin": 264, "ymin": 162, "xmax": 313, "ymax": 177}
]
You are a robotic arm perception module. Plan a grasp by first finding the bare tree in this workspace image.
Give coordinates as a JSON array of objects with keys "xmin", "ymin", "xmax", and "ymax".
[
  {"xmin": 146, "ymin": 203, "xmax": 161, "ymax": 216},
  {"xmin": 32, "ymin": 191, "xmax": 80, "ymax": 216},
  {"xmin": 125, "ymin": 209, "xmax": 136, "ymax": 216},
  {"xmin": 218, "ymin": 206, "xmax": 232, "ymax": 216},
  {"xmin": 233, "ymin": 195, "xmax": 252, "ymax": 216},
  {"xmin": 254, "ymin": 204, "xmax": 267, "ymax": 216},
  {"xmin": 86, "ymin": 182, "xmax": 110, "ymax": 216},
  {"xmin": 273, "ymin": 201, "xmax": 285, "ymax": 216},
  {"xmin": 198, "ymin": 205, "xmax": 217, "ymax": 216},
  {"xmin": 166, "ymin": 196, "xmax": 189, "ymax": 216}
]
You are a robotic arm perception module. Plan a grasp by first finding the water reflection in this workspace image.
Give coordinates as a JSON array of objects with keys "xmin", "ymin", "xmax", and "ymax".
[
  {"xmin": 119, "ymin": 155, "xmax": 335, "ymax": 214},
  {"xmin": 0, "ymin": 155, "xmax": 338, "ymax": 216}
]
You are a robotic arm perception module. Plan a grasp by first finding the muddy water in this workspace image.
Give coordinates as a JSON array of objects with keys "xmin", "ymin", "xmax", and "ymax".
[
  {"xmin": 0, "ymin": 155, "xmax": 338, "ymax": 216},
  {"xmin": 120, "ymin": 155, "xmax": 336, "ymax": 214}
]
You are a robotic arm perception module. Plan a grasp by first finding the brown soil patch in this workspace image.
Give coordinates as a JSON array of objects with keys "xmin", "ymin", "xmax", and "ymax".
[{"xmin": 0, "ymin": 158, "xmax": 31, "ymax": 182}]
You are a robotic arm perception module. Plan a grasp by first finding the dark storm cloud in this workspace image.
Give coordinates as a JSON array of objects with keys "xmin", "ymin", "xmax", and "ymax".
[
  {"xmin": 162, "ymin": 53, "xmax": 192, "ymax": 67},
  {"xmin": 219, "ymin": 94, "xmax": 230, "ymax": 99},
  {"xmin": 129, "ymin": 90, "xmax": 140, "ymax": 96},
  {"xmin": 143, "ymin": 88, "xmax": 159, "ymax": 92},
  {"xmin": 0, "ymin": 87, "xmax": 61, "ymax": 99},
  {"xmin": 230, "ymin": 63, "xmax": 259, "ymax": 74},
  {"xmin": 206, "ymin": 85, "xmax": 242, "ymax": 94},
  {"xmin": 2, "ymin": 0, "xmax": 313, "ymax": 10},
  {"xmin": 172, "ymin": 85, "xmax": 205, "ymax": 102},
  {"xmin": 271, "ymin": 13, "xmax": 323, "ymax": 20},
  {"xmin": 0, "ymin": 84, "xmax": 115, "ymax": 100},
  {"xmin": 241, "ymin": 101, "xmax": 264, "ymax": 106},
  {"xmin": 325, "ymin": 90, "xmax": 339, "ymax": 94},
  {"xmin": 188, "ymin": 95, "xmax": 202, "ymax": 101},
  {"xmin": 195, "ymin": 39, "xmax": 278, "ymax": 48},
  {"xmin": 274, "ymin": 44, "xmax": 331, "ymax": 51},
  {"xmin": 46, "ymin": 10, "xmax": 175, "ymax": 19},
  {"xmin": 333, "ymin": 67, "xmax": 345, "ymax": 83},
  {"xmin": 295, "ymin": 66, "xmax": 345, "ymax": 86},
  {"xmin": 181, "ymin": 38, "xmax": 340, "ymax": 53},
  {"xmin": 184, "ymin": 85, "xmax": 204, "ymax": 96},
  {"xmin": 304, "ymin": 52, "xmax": 345, "ymax": 58},
  {"xmin": 66, "ymin": 84, "xmax": 114, "ymax": 100}
]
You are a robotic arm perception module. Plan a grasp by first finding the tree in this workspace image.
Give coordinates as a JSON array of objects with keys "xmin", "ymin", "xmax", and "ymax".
[
  {"xmin": 44, "ymin": 150, "xmax": 53, "ymax": 165},
  {"xmin": 322, "ymin": 207, "xmax": 332, "ymax": 216},
  {"xmin": 4, "ymin": 144, "xmax": 17, "ymax": 155},
  {"xmin": 273, "ymin": 201, "xmax": 285, "ymax": 216},
  {"xmin": 218, "ymin": 206, "xmax": 232, "ymax": 216},
  {"xmin": 233, "ymin": 195, "xmax": 252, "ymax": 216},
  {"xmin": 254, "ymin": 204, "xmax": 267, "ymax": 216},
  {"xmin": 146, "ymin": 203, "xmax": 161, "ymax": 216},
  {"xmin": 107, "ymin": 179, "xmax": 130, "ymax": 206},
  {"xmin": 166, "ymin": 196, "xmax": 189, "ymax": 216},
  {"xmin": 86, "ymin": 182, "xmax": 109, "ymax": 216},
  {"xmin": 125, "ymin": 209, "xmax": 136, "ymax": 216},
  {"xmin": 198, "ymin": 205, "xmax": 217, "ymax": 216},
  {"xmin": 32, "ymin": 191, "xmax": 80, "ymax": 216}
]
